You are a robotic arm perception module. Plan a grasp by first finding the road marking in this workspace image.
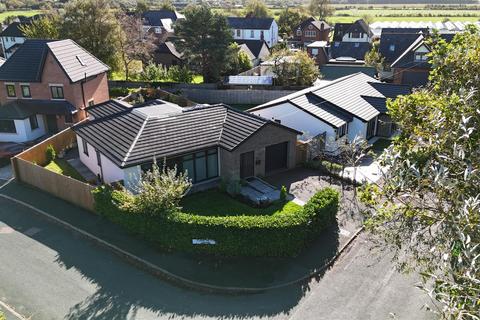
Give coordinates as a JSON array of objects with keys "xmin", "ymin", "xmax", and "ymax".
[
  {"xmin": 23, "ymin": 227, "xmax": 41, "ymax": 236},
  {"xmin": 0, "ymin": 300, "xmax": 30, "ymax": 320}
]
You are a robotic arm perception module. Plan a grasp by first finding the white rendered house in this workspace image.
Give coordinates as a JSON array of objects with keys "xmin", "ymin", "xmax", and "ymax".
[{"xmin": 227, "ymin": 17, "xmax": 279, "ymax": 47}]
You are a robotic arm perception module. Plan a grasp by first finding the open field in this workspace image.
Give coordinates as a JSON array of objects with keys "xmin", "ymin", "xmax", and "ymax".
[
  {"xmin": 0, "ymin": 10, "xmax": 43, "ymax": 22},
  {"xmin": 215, "ymin": 6, "xmax": 480, "ymax": 23}
]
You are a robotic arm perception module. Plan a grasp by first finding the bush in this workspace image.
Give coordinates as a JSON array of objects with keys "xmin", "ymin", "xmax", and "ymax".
[
  {"xmin": 167, "ymin": 65, "xmax": 194, "ymax": 83},
  {"xmin": 93, "ymin": 187, "xmax": 339, "ymax": 257},
  {"xmin": 141, "ymin": 62, "xmax": 167, "ymax": 81},
  {"xmin": 45, "ymin": 145, "xmax": 56, "ymax": 163}
]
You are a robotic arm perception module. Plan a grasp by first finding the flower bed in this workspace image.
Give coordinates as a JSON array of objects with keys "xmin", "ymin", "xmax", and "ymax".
[{"xmin": 93, "ymin": 187, "xmax": 339, "ymax": 257}]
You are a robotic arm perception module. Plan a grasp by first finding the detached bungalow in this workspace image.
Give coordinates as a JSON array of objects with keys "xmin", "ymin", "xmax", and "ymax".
[
  {"xmin": 248, "ymin": 73, "xmax": 410, "ymax": 154},
  {"xmin": 74, "ymin": 99, "xmax": 300, "ymax": 191}
]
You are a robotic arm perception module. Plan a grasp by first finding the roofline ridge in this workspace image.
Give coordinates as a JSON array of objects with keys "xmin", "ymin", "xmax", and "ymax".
[{"xmin": 122, "ymin": 117, "xmax": 149, "ymax": 166}]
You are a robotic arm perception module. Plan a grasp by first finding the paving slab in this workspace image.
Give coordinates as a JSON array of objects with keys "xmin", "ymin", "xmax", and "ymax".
[{"xmin": 0, "ymin": 180, "xmax": 363, "ymax": 289}]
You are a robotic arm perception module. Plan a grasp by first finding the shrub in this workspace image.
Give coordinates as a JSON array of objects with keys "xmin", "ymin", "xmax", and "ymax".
[
  {"xmin": 280, "ymin": 185, "xmax": 287, "ymax": 203},
  {"xmin": 93, "ymin": 186, "xmax": 339, "ymax": 257},
  {"xmin": 45, "ymin": 145, "xmax": 56, "ymax": 163},
  {"xmin": 109, "ymin": 87, "xmax": 130, "ymax": 98},
  {"xmin": 167, "ymin": 65, "xmax": 194, "ymax": 83},
  {"xmin": 141, "ymin": 62, "xmax": 167, "ymax": 81}
]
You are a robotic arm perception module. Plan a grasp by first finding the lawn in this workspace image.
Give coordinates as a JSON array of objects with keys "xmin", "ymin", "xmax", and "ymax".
[
  {"xmin": 180, "ymin": 189, "xmax": 302, "ymax": 217},
  {"xmin": 0, "ymin": 10, "xmax": 43, "ymax": 22},
  {"xmin": 45, "ymin": 159, "xmax": 86, "ymax": 182}
]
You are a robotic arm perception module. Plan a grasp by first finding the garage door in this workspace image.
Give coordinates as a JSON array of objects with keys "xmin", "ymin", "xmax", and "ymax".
[{"xmin": 265, "ymin": 142, "xmax": 288, "ymax": 174}]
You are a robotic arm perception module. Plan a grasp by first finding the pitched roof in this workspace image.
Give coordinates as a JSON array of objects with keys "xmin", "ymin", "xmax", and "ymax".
[
  {"xmin": 320, "ymin": 64, "xmax": 376, "ymax": 80},
  {"xmin": 0, "ymin": 22, "xmax": 26, "ymax": 37},
  {"xmin": 87, "ymin": 99, "xmax": 131, "ymax": 118},
  {"xmin": 156, "ymin": 41, "xmax": 182, "ymax": 59},
  {"xmin": 227, "ymin": 17, "xmax": 274, "ymax": 30},
  {"xmin": 234, "ymin": 39, "xmax": 269, "ymax": 58},
  {"xmin": 330, "ymin": 41, "xmax": 371, "ymax": 60},
  {"xmin": 0, "ymin": 39, "xmax": 110, "ymax": 83},
  {"xmin": 249, "ymin": 73, "xmax": 411, "ymax": 123},
  {"xmin": 74, "ymin": 100, "xmax": 300, "ymax": 168},
  {"xmin": 390, "ymin": 35, "xmax": 429, "ymax": 68},
  {"xmin": 142, "ymin": 10, "xmax": 185, "ymax": 26},
  {"xmin": 379, "ymin": 28, "xmax": 429, "ymax": 63},
  {"xmin": 333, "ymin": 19, "xmax": 372, "ymax": 41},
  {"xmin": 0, "ymin": 99, "xmax": 76, "ymax": 120},
  {"xmin": 296, "ymin": 17, "xmax": 330, "ymax": 32}
]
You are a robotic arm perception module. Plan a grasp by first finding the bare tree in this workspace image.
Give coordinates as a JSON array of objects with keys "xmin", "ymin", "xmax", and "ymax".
[
  {"xmin": 117, "ymin": 13, "xmax": 155, "ymax": 80},
  {"xmin": 308, "ymin": 0, "xmax": 334, "ymax": 21}
]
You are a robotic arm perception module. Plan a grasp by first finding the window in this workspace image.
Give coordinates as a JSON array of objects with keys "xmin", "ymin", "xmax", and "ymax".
[
  {"xmin": 236, "ymin": 29, "xmax": 241, "ymax": 37},
  {"xmin": 414, "ymin": 53, "xmax": 428, "ymax": 62},
  {"xmin": 296, "ymin": 29, "xmax": 302, "ymax": 36},
  {"xmin": 0, "ymin": 119, "xmax": 16, "ymax": 133},
  {"xmin": 82, "ymin": 139, "xmax": 89, "ymax": 156},
  {"xmin": 305, "ymin": 30, "xmax": 316, "ymax": 37},
  {"xmin": 165, "ymin": 148, "xmax": 218, "ymax": 184},
  {"xmin": 10, "ymin": 37, "xmax": 14, "ymax": 41},
  {"xmin": 336, "ymin": 124, "xmax": 347, "ymax": 139},
  {"xmin": 334, "ymin": 41, "xmax": 340, "ymax": 47},
  {"xmin": 311, "ymin": 48, "xmax": 319, "ymax": 55},
  {"xmin": 88, "ymin": 99, "xmax": 95, "ymax": 107},
  {"xmin": 21, "ymin": 85, "xmax": 31, "ymax": 98},
  {"xmin": 389, "ymin": 44, "xmax": 395, "ymax": 52},
  {"xmin": 154, "ymin": 27, "xmax": 161, "ymax": 34},
  {"xmin": 50, "ymin": 86, "xmax": 64, "ymax": 99},
  {"xmin": 354, "ymin": 42, "xmax": 360, "ymax": 48},
  {"xmin": 6, "ymin": 84, "xmax": 15, "ymax": 97},
  {"xmin": 29, "ymin": 115, "xmax": 38, "ymax": 130},
  {"xmin": 250, "ymin": 30, "xmax": 254, "ymax": 38},
  {"xmin": 351, "ymin": 32, "xmax": 360, "ymax": 38},
  {"xmin": 96, "ymin": 150, "xmax": 102, "ymax": 167}
]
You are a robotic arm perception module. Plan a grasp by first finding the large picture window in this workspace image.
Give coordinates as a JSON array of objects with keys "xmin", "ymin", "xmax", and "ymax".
[{"xmin": 0, "ymin": 119, "xmax": 16, "ymax": 133}]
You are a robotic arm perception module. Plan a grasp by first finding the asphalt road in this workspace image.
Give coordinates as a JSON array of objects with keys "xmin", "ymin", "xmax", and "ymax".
[{"xmin": 0, "ymin": 196, "xmax": 434, "ymax": 320}]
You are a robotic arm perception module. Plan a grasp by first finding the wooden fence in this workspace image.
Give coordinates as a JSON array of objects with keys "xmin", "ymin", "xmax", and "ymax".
[{"xmin": 12, "ymin": 127, "xmax": 96, "ymax": 212}]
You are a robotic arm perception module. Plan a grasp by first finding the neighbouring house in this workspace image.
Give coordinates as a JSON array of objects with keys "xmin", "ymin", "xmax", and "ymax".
[
  {"xmin": 248, "ymin": 72, "xmax": 410, "ymax": 155},
  {"xmin": 154, "ymin": 41, "xmax": 182, "ymax": 68},
  {"xmin": 0, "ymin": 39, "xmax": 110, "ymax": 143},
  {"xmin": 0, "ymin": 22, "xmax": 27, "ymax": 59},
  {"xmin": 74, "ymin": 99, "xmax": 300, "ymax": 190},
  {"xmin": 292, "ymin": 17, "xmax": 331, "ymax": 46},
  {"xmin": 333, "ymin": 19, "xmax": 373, "ymax": 43},
  {"xmin": 306, "ymin": 41, "xmax": 329, "ymax": 65},
  {"xmin": 330, "ymin": 41, "xmax": 371, "ymax": 62},
  {"xmin": 234, "ymin": 39, "xmax": 270, "ymax": 66},
  {"xmin": 227, "ymin": 17, "xmax": 279, "ymax": 47},
  {"xmin": 140, "ymin": 9, "xmax": 185, "ymax": 43},
  {"xmin": 378, "ymin": 28, "xmax": 428, "ymax": 80},
  {"xmin": 390, "ymin": 33, "xmax": 454, "ymax": 88}
]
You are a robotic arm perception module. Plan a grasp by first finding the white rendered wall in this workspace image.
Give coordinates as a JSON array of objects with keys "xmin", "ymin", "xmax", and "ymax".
[
  {"xmin": 348, "ymin": 117, "xmax": 367, "ymax": 141},
  {"xmin": 0, "ymin": 115, "xmax": 46, "ymax": 143}
]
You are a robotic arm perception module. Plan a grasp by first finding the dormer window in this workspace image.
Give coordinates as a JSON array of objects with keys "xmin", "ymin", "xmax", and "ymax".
[
  {"xmin": 250, "ymin": 30, "xmax": 254, "ymax": 38},
  {"xmin": 389, "ymin": 44, "xmax": 395, "ymax": 51},
  {"xmin": 414, "ymin": 52, "xmax": 428, "ymax": 62}
]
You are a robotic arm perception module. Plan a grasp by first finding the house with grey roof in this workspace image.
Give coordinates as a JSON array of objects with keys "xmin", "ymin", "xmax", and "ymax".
[
  {"xmin": 140, "ymin": 9, "xmax": 185, "ymax": 41},
  {"xmin": 227, "ymin": 17, "xmax": 278, "ymax": 47},
  {"xmin": 74, "ymin": 99, "xmax": 300, "ymax": 191},
  {"xmin": 0, "ymin": 39, "xmax": 110, "ymax": 143},
  {"xmin": 234, "ymin": 39, "xmax": 270, "ymax": 66},
  {"xmin": 248, "ymin": 73, "xmax": 410, "ymax": 155},
  {"xmin": 292, "ymin": 17, "xmax": 330, "ymax": 47}
]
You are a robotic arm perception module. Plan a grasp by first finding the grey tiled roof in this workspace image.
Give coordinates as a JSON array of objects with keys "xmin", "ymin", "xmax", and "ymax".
[
  {"xmin": 0, "ymin": 99, "xmax": 75, "ymax": 120},
  {"xmin": 250, "ymin": 73, "xmax": 410, "ymax": 123},
  {"xmin": 86, "ymin": 99, "xmax": 131, "ymax": 119},
  {"xmin": 330, "ymin": 41, "xmax": 371, "ymax": 60},
  {"xmin": 141, "ymin": 10, "xmax": 184, "ymax": 26},
  {"xmin": 0, "ymin": 22, "xmax": 26, "ymax": 37},
  {"xmin": 379, "ymin": 28, "xmax": 429, "ymax": 63},
  {"xmin": 157, "ymin": 41, "xmax": 183, "ymax": 59},
  {"xmin": 0, "ymin": 39, "xmax": 109, "ymax": 83},
  {"xmin": 227, "ymin": 17, "xmax": 274, "ymax": 30},
  {"xmin": 234, "ymin": 39, "xmax": 269, "ymax": 58},
  {"xmin": 74, "ymin": 101, "xmax": 300, "ymax": 168},
  {"xmin": 390, "ymin": 35, "xmax": 429, "ymax": 69}
]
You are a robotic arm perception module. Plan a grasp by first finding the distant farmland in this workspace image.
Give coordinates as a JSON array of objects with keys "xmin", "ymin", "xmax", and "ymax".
[{"xmin": 0, "ymin": 10, "xmax": 44, "ymax": 23}]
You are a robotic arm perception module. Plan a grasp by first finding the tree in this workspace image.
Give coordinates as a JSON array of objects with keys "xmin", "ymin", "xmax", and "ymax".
[
  {"xmin": 117, "ymin": 13, "xmax": 155, "ymax": 80},
  {"xmin": 167, "ymin": 65, "xmax": 193, "ymax": 83},
  {"xmin": 174, "ymin": 5, "xmax": 233, "ymax": 83},
  {"xmin": 272, "ymin": 50, "xmax": 320, "ymax": 86},
  {"xmin": 308, "ymin": 0, "xmax": 334, "ymax": 21},
  {"xmin": 140, "ymin": 62, "xmax": 167, "ymax": 81},
  {"xmin": 243, "ymin": 0, "xmax": 270, "ymax": 18},
  {"xmin": 62, "ymin": 0, "xmax": 120, "ymax": 69},
  {"xmin": 20, "ymin": 13, "xmax": 61, "ymax": 39},
  {"xmin": 278, "ymin": 7, "xmax": 308, "ymax": 37},
  {"xmin": 135, "ymin": 0, "xmax": 148, "ymax": 14},
  {"xmin": 364, "ymin": 40, "xmax": 384, "ymax": 72},
  {"xmin": 159, "ymin": 0, "xmax": 175, "ymax": 11},
  {"xmin": 226, "ymin": 42, "xmax": 253, "ymax": 75},
  {"xmin": 360, "ymin": 26, "xmax": 480, "ymax": 319}
]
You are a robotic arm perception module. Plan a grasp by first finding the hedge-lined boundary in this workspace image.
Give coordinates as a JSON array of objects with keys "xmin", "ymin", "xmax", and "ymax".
[{"xmin": 93, "ymin": 187, "xmax": 340, "ymax": 257}]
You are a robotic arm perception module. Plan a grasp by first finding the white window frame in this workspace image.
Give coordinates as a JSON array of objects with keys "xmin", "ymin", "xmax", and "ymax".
[
  {"xmin": 5, "ymin": 82, "xmax": 16, "ymax": 99},
  {"xmin": 49, "ymin": 84, "xmax": 65, "ymax": 100}
]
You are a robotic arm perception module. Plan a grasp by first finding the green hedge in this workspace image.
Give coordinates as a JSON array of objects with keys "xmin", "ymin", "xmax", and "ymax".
[{"xmin": 93, "ymin": 187, "xmax": 339, "ymax": 257}]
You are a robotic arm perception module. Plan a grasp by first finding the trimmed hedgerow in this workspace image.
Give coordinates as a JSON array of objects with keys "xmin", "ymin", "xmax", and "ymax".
[{"xmin": 93, "ymin": 187, "xmax": 339, "ymax": 257}]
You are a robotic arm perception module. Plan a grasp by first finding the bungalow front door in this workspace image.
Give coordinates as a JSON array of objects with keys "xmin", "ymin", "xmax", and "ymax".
[{"xmin": 240, "ymin": 151, "xmax": 255, "ymax": 179}]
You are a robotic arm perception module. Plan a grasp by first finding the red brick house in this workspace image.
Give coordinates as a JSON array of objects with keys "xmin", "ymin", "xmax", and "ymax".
[
  {"xmin": 293, "ymin": 18, "xmax": 331, "ymax": 46},
  {"xmin": 0, "ymin": 39, "xmax": 109, "ymax": 143}
]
